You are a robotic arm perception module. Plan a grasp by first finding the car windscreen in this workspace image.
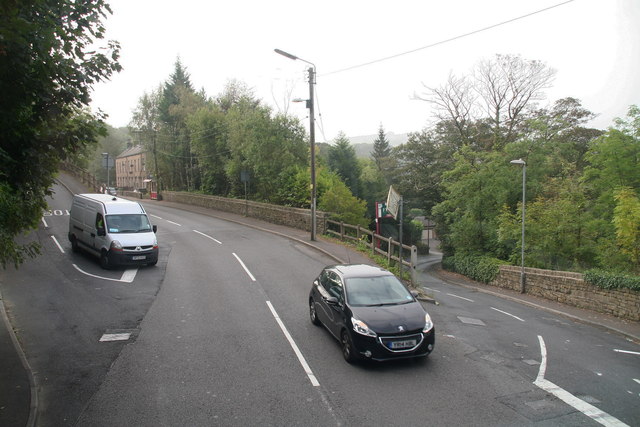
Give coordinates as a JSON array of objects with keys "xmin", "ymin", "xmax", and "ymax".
[
  {"xmin": 345, "ymin": 275, "xmax": 414, "ymax": 306},
  {"xmin": 105, "ymin": 214, "xmax": 152, "ymax": 234}
]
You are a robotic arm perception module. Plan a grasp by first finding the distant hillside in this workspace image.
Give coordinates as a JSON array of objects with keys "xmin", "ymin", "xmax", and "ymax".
[{"xmin": 348, "ymin": 132, "xmax": 409, "ymax": 158}]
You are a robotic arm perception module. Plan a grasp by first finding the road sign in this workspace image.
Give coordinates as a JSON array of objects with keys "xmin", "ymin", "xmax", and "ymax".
[{"xmin": 386, "ymin": 186, "xmax": 401, "ymax": 219}]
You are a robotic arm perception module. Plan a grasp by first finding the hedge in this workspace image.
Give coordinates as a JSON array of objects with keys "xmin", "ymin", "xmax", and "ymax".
[
  {"xmin": 442, "ymin": 254, "xmax": 503, "ymax": 284},
  {"xmin": 584, "ymin": 269, "xmax": 640, "ymax": 291}
]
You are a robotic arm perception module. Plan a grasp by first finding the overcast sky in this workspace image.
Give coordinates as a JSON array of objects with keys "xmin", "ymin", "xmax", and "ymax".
[{"xmin": 90, "ymin": 0, "xmax": 640, "ymax": 142}]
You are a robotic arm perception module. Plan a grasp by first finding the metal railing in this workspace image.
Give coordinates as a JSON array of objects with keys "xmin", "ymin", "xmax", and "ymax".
[
  {"xmin": 61, "ymin": 162, "xmax": 100, "ymax": 192},
  {"xmin": 325, "ymin": 219, "xmax": 418, "ymax": 285}
]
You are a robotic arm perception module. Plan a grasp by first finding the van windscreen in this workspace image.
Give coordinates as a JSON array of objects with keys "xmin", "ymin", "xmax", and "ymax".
[{"xmin": 105, "ymin": 214, "xmax": 152, "ymax": 234}]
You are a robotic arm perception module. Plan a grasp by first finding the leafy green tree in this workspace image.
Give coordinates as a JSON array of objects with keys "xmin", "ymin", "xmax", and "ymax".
[
  {"xmin": 319, "ymin": 175, "xmax": 368, "ymax": 227},
  {"xmin": 612, "ymin": 187, "xmax": 640, "ymax": 271},
  {"xmin": 0, "ymin": 0, "xmax": 121, "ymax": 268},
  {"xmin": 328, "ymin": 132, "xmax": 361, "ymax": 197}
]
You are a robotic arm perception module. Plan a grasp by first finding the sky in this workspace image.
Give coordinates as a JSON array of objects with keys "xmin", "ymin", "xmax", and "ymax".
[{"xmin": 90, "ymin": 0, "xmax": 640, "ymax": 142}]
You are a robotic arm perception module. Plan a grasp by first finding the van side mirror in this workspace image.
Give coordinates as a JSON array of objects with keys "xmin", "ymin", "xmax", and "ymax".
[
  {"xmin": 97, "ymin": 227, "xmax": 106, "ymax": 237},
  {"xmin": 152, "ymin": 225, "xmax": 157, "ymax": 233}
]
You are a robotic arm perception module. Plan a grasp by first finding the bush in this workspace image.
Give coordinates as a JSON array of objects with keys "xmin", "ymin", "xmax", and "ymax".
[
  {"xmin": 584, "ymin": 269, "xmax": 640, "ymax": 291},
  {"xmin": 442, "ymin": 254, "xmax": 503, "ymax": 283}
]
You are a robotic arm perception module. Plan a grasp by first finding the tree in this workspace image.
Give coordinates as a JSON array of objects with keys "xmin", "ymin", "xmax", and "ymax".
[
  {"xmin": 328, "ymin": 132, "xmax": 361, "ymax": 197},
  {"xmin": 0, "ymin": 0, "xmax": 121, "ymax": 268},
  {"xmin": 417, "ymin": 54, "xmax": 556, "ymax": 149},
  {"xmin": 371, "ymin": 124, "xmax": 391, "ymax": 172},
  {"xmin": 612, "ymin": 187, "xmax": 640, "ymax": 271}
]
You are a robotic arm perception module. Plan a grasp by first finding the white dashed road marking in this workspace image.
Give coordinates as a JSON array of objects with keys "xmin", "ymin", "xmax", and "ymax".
[
  {"xmin": 614, "ymin": 349, "xmax": 640, "ymax": 356},
  {"xmin": 233, "ymin": 253, "xmax": 256, "ymax": 282},
  {"xmin": 166, "ymin": 220, "xmax": 181, "ymax": 226},
  {"xmin": 193, "ymin": 230, "xmax": 222, "ymax": 245},
  {"xmin": 266, "ymin": 301, "xmax": 319, "ymax": 387},
  {"xmin": 447, "ymin": 293, "xmax": 474, "ymax": 302},
  {"xmin": 51, "ymin": 235, "xmax": 64, "ymax": 253},
  {"xmin": 491, "ymin": 307, "xmax": 525, "ymax": 322}
]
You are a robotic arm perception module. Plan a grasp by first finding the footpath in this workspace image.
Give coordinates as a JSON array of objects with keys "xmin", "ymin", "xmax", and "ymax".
[{"xmin": 1, "ymin": 173, "xmax": 638, "ymax": 426}]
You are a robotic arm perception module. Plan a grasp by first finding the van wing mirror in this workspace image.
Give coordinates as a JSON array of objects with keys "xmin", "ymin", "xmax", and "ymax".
[
  {"xmin": 97, "ymin": 227, "xmax": 106, "ymax": 237},
  {"xmin": 152, "ymin": 225, "xmax": 157, "ymax": 233}
]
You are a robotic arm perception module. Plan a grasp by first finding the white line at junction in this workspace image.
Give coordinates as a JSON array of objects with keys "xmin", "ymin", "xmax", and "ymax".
[
  {"xmin": 535, "ymin": 335, "xmax": 628, "ymax": 427},
  {"xmin": 233, "ymin": 253, "xmax": 256, "ymax": 282},
  {"xmin": 72, "ymin": 264, "xmax": 138, "ymax": 283},
  {"xmin": 41, "ymin": 217, "xmax": 48, "ymax": 228},
  {"xmin": 266, "ymin": 301, "xmax": 319, "ymax": 387},
  {"xmin": 491, "ymin": 307, "xmax": 525, "ymax": 322},
  {"xmin": 193, "ymin": 230, "xmax": 222, "ymax": 245},
  {"xmin": 51, "ymin": 236, "xmax": 64, "ymax": 253}
]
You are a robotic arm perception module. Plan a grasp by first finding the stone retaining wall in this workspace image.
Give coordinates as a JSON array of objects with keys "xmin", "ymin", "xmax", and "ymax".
[
  {"xmin": 157, "ymin": 191, "xmax": 328, "ymax": 235},
  {"xmin": 491, "ymin": 265, "xmax": 640, "ymax": 321}
]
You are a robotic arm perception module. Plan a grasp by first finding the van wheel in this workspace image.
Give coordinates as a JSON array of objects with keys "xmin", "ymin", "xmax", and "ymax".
[
  {"xmin": 147, "ymin": 260, "xmax": 157, "ymax": 267},
  {"xmin": 100, "ymin": 251, "xmax": 110, "ymax": 270},
  {"xmin": 70, "ymin": 236, "xmax": 79, "ymax": 253}
]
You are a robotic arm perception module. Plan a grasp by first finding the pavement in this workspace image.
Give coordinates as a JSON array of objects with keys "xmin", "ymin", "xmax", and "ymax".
[{"xmin": 1, "ymin": 172, "xmax": 639, "ymax": 426}]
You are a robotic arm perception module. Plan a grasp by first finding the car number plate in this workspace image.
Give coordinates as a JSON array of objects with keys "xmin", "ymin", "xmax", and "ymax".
[
  {"xmin": 132, "ymin": 255, "xmax": 146, "ymax": 260},
  {"xmin": 390, "ymin": 340, "xmax": 416, "ymax": 349}
]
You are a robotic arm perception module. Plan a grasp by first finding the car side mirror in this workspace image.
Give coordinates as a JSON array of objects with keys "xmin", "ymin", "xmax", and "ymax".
[
  {"xmin": 97, "ymin": 227, "xmax": 106, "ymax": 237},
  {"xmin": 153, "ymin": 225, "xmax": 157, "ymax": 233},
  {"xmin": 324, "ymin": 296, "xmax": 339, "ymax": 306}
]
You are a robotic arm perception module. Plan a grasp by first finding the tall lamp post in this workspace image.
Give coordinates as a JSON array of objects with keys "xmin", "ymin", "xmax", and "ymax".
[
  {"xmin": 510, "ymin": 158, "xmax": 526, "ymax": 293},
  {"xmin": 102, "ymin": 152, "xmax": 110, "ymax": 192},
  {"xmin": 274, "ymin": 48, "xmax": 317, "ymax": 241}
]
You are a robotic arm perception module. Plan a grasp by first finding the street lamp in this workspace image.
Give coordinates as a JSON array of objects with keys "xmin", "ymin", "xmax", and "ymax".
[
  {"xmin": 510, "ymin": 158, "xmax": 526, "ymax": 293},
  {"xmin": 102, "ymin": 152, "xmax": 110, "ymax": 192},
  {"xmin": 275, "ymin": 48, "xmax": 317, "ymax": 241}
]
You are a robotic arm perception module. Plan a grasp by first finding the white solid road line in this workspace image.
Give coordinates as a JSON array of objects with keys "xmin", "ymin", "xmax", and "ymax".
[
  {"xmin": 193, "ymin": 230, "xmax": 222, "ymax": 245},
  {"xmin": 535, "ymin": 335, "xmax": 629, "ymax": 427},
  {"xmin": 51, "ymin": 235, "xmax": 65, "ymax": 253},
  {"xmin": 266, "ymin": 301, "xmax": 320, "ymax": 387},
  {"xmin": 232, "ymin": 253, "xmax": 256, "ymax": 282},
  {"xmin": 72, "ymin": 264, "xmax": 138, "ymax": 283},
  {"xmin": 41, "ymin": 217, "xmax": 48, "ymax": 228},
  {"xmin": 491, "ymin": 307, "xmax": 525, "ymax": 322},
  {"xmin": 446, "ymin": 293, "xmax": 474, "ymax": 302}
]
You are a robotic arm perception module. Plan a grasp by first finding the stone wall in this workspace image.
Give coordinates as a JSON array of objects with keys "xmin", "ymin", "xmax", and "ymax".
[
  {"xmin": 158, "ymin": 191, "xmax": 328, "ymax": 235},
  {"xmin": 492, "ymin": 265, "xmax": 640, "ymax": 321}
]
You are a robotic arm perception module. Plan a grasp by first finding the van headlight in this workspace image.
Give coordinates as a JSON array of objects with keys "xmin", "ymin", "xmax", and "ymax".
[
  {"xmin": 351, "ymin": 317, "xmax": 377, "ymax": 337},
  {"xmin": 110, "ymin": 240, "xmax": 123, "ymax": 251},
  {"xmin": 423, "ymin": 313, "xmax": 434, "ymax": 333}
]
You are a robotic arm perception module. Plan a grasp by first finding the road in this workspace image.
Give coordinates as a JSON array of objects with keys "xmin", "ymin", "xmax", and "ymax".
[{"xmin": 0, "ymin": 178, "xmax": 638, "ymax": 426}]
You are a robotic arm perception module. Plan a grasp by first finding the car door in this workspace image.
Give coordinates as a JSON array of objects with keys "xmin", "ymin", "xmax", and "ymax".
[{"xmin": 323, "ymin": 271, "xmax": 346, "ymax": 337}]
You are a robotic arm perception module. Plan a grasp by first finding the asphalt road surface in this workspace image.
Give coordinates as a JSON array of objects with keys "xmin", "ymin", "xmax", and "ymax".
[{"xmin": 1, "ymin": 178, "xmax": 638, "ymax": 426}]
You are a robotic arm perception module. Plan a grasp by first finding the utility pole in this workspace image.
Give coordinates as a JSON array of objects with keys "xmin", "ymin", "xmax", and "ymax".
[{"xmin": 308, "ymin": 66, "xmax": 316, "ymax": 241}]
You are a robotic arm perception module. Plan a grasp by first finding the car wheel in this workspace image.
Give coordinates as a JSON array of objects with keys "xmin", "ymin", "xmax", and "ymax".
[
  {"xmin": 341, "ymin": 330, "xmax": 358, "ymax": 364},
  {"xmin": 309, "ymin": 299, "xmax": 321, "ymax": 326},
  {"xmin": 99, "ymin": 251, "xmax": 110, "ymax": 270},
  {"xmin": 70, "ymin": 236, "xmax": 79, "ymax": 253}
]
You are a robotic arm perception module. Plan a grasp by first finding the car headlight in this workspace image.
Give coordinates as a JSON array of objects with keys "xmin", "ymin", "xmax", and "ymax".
[
  {"xmin": 423, "ymin": 313, "xmax": 434, "ymax": 333},
  {"xmin": 110, "ymin": 240, "xmax": 123, "ymax": 251},
  {"xmin": 351, "ymin": 317, "xmax": 377, "ymax": 337}
]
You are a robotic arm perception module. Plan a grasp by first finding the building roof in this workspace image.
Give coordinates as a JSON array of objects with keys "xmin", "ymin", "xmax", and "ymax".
[{"xmin": 117, "ymin": 145, "xmax": 146, "ymax": 159}]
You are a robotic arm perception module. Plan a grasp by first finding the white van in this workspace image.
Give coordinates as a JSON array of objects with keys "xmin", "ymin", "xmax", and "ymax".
[{"xmin": 68, "ymin": 194, "xmax": 158, "ymax": 269}]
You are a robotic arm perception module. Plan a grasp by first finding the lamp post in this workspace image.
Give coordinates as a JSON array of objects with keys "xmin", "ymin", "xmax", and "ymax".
[
  {"xmin": 510, "ymin": 158, "xmax": 526, "ymax": 293},
  {"xmin": 275, "ymin": 48, "xmax": 317, "ymax": 241},
  {"xmin": 102, "ymin": 152, "xmax": 110, "ymax": 192}
]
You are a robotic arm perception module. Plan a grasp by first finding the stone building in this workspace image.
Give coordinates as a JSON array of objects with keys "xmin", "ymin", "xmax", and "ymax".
[{"xmin": 116, "ymin": 144, "xmax": 148, "ymax": 191}]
